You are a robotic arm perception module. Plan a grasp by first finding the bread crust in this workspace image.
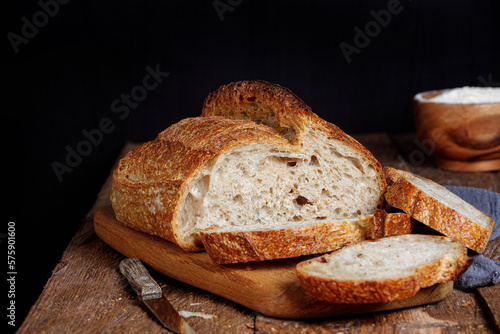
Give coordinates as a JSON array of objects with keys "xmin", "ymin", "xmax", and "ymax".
[
  {"xmin": 296, "ymin": 235, "xmax": 472, "ymax": 304},
  {"xmin": 202, "ymin": 80, "xmax": 313, "ymax": 143},
  {"xmin": 297, "ymin": 272, "xmax": 421, "ymax": 304},
  {"xmin": 372, "ymin": 210, "xmax": 414, "ymax": 238},
  {"xmin": 383, "ymin": 167, "xmax": 495, "ymax": 253}
]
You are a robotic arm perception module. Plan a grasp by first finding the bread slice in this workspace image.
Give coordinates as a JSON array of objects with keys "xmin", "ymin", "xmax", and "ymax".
[
  {"xmin": 111, "ymin": 80, "xmax": 386, "ymax": 251},
  {"xmin": 296, "ymin": 234, "xmax": 472, "ymax": 304},
  {"xmin": 372, "ymin": 210, "xmax": 415, "ymax": 239},
  {"xmin": 384, "ymin": 167, "xmax": 496, "ymax": 253},
  {"xmin": 200, "ymin": 210, "xmax": 414, "ymax": 264}
]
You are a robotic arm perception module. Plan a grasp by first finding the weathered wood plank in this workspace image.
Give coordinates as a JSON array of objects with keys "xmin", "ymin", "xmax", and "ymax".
[
  {"xmin": 389, "ymin": 132, "xmax": 437, "ymax": 169},
  {"xmin": 257, "ymin": 292, "xmax": 493, "ymax": 334},
  {"xmin": 496, "ymin": 171, "xmax": 500, "ymax": 193},
  {"xmin": 255, "ymin": 313, "xmax": 376, "ymax": 333},
  {"xmin": 353, "ymin": 132, "xmax": 409, "ymax": 169},
  {"xmin": 477, "ymin": 284, "xmax": 500, "ymax": 333},
  {"xmin": 255, "ymin": 288, "xmax": 495, "ymax": 333},
  {"xmin": 483, "ymin": 238, "xmax": 500, "ymax": 263},
  {"xmin": 159, "ymin": 275, "xmax": 255, "ymax": 333},
  {"xmin": 421, "ymin": 288, "xmax": 494, "ymax": 332}
]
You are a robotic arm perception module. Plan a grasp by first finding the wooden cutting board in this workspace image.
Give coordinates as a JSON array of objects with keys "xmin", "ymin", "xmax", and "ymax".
[{"xmin": 94, "ymin": 206, "xmax": 454, "ymax": 319}]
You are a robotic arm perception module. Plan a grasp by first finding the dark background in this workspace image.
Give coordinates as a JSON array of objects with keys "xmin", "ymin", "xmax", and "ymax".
[{"xmin": 7, "ymin": 0, "xmax": 500, "ymax": 328}]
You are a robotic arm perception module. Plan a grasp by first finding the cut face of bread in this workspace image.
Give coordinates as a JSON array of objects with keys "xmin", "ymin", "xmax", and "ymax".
[
  {"xmin": 181, "ymin": 127, "xmax": 384, "ymax": 245},
  {"xmin": 296, "ymin": 234, "xmax": 472, "ymax": 304},
  {"xmin": 111, "ymin": 81, "xmax": 386, "ymax": 251},
  {"xmin": 384, "ymin": 167, "xmax": 496, "ymax": 253}
]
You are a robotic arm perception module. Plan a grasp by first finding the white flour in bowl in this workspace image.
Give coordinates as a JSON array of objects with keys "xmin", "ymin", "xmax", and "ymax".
[{"xmin": 428, "ymin": 86, "xmax": 500, "ymax": 104}]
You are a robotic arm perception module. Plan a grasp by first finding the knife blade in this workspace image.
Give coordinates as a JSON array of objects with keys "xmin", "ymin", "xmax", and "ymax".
[{"xmin": 120, "ymin": 258, "xmax": 197, "ymax": 334}]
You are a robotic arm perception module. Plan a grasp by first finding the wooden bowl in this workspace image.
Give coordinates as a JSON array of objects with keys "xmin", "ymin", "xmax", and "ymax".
[{"xmin": 413, "ymin": 89, "xmax": 500, "ymax": 172}]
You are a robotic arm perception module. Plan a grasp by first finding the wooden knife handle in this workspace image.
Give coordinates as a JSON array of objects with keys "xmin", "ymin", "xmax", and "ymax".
[{"xmin": 119, "ymin": 258, "xmax": 163, "ymax": 300}]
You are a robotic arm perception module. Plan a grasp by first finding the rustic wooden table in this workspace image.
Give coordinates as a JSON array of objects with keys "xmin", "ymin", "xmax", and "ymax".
[{"xmin": 18, "ymin": 133, "xmax": 500, "ymax": 333}]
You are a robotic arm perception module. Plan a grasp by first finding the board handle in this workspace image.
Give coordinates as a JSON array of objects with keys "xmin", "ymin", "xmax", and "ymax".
[{"xmin": 119, "ymin": 258, "xmax": 163, "ymax": 300}]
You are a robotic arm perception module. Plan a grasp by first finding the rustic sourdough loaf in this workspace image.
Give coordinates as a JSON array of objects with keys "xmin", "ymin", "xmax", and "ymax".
[
  {"xmin": 111, "ymin": 80, "xmax": 386, "ymax": 252},
  {"xmin": 200, "ymin": 210, "xmax": 414, "ymax": 264},
  {"xmin": 384, "ymin": 167, "xmax": 496, "ymax": 253},
  {"xmin": 296, "ymin": 234, "xmax": 472, "ymax": 304}
]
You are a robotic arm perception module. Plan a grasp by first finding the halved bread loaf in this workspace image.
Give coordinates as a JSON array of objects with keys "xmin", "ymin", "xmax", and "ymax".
[
  {"xmin": 110, "ymin": 80, "xmax": 386, "ymax": 251},
  {"xmin": 384, "ymin": 167, "xmax": 496, "ymax": 253},
  {"xmin": 296, "ymin": 234, "xmax": 472, "ymax": 304},
  {"xmin": 201, "ymin": 210, "xmax": 414, "ymax": 264}
]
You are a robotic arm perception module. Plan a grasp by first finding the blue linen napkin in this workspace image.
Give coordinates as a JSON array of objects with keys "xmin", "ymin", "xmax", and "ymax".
[{"xmin": 444, "ymin": 186, "xmax": 500, "ymax": 289}]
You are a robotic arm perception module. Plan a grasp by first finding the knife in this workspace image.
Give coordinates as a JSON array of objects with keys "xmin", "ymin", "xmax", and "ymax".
[{"xmin": 120, "ymin": 258, "xmax": 197, "ymax": 334}]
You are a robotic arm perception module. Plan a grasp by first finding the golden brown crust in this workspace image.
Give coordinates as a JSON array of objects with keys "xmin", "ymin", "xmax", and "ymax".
[
  {"xmin": 383, "ymin": 167, "xmax": 495, "ymax": 253},
  {"xmin": 296, "ymin": 236, "xmax": 472, "ymax": 304},
  {"xmin": 296, "ymin": 267, "xmax": 421, "ymax": 304},
  {"xmin": 110, "ymin": 169, "xmax": 184, "ymax": 247},
  {"xmin": 202, "ymin": 80, "xmax": 313, "ymax": 143},
  {"xmin": 200, "ymin": 217, "xmax": 374, "ymax": 264},
  {"xmin": 384, "ymin": 166, "xmax": 405, "ymax": 186},
  {"xmin": 372, "ymin": 209, "xmax": 414, "ymax": 239}
]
